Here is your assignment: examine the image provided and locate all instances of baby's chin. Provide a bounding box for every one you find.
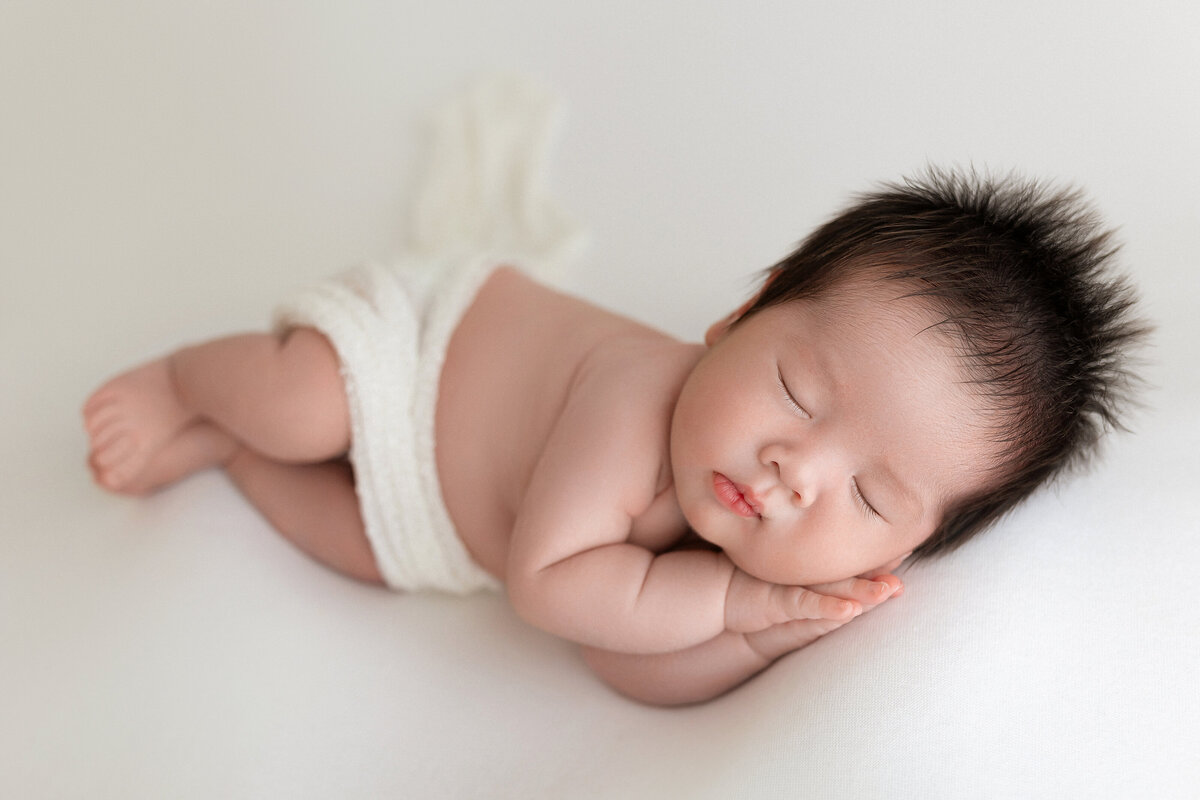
[724,549,858,588]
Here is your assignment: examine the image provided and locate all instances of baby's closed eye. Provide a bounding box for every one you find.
[775,367,811,419]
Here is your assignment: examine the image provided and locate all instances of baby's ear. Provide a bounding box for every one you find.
[706,269,780,346]
[705,292,761,346]
[704,310,740,346]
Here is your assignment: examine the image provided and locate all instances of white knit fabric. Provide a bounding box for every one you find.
[272,76,583,593]
[274,255,501,593]
[410,75,587,272]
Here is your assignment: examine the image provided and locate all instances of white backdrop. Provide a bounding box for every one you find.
[2,2,1198,798]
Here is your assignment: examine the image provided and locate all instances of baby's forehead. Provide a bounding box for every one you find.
[774,277,957,350]
[759,293,963,406]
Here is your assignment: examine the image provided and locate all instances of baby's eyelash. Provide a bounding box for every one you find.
[852,478,881,519]
[775,368,810,418]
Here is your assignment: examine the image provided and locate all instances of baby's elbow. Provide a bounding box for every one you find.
[597,678,709,708]
[580,647,728,708]
[505,569,555,632]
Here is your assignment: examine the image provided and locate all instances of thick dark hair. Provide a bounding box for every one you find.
[741,167,1148,559]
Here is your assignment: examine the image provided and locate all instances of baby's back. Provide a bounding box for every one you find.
[435,266,687,580]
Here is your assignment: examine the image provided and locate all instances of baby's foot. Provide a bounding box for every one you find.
[114,422,240,495]
[83,356,196,493]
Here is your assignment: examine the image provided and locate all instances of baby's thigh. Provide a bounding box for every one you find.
[271,326,351,458]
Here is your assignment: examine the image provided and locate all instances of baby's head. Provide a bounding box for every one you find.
[726,168,1147,563]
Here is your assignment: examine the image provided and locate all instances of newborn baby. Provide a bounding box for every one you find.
[83,169,1144,705]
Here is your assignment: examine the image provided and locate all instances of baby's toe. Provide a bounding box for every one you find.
[92,433,136,469]
[96,460,134,492]
[83,403,124,440]
[82,386,120,417]
[88,419,129,453]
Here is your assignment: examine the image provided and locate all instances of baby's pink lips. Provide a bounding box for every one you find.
[713,472,762,518]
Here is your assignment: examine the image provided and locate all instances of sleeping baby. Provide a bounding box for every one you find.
[82,168,1144,705]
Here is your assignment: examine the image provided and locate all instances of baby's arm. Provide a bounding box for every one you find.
[581,573,902,706]
[506,357,855,654]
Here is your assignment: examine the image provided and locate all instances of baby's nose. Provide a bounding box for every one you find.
[761,445,821,508]
[791,487,815,509]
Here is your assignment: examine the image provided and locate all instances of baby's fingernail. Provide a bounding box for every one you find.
[872,581,891,597]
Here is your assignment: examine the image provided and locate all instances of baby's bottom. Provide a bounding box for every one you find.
[83,328,383,585]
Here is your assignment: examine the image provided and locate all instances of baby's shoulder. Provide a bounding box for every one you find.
[572,331,705,420]
[580,334,701,534]
[547,333,700,521]
[569,332,700,459]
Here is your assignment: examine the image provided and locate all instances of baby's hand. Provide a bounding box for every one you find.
[739,572,903,661]
[724,568,903,634]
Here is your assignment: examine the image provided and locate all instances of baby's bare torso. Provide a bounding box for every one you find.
[435,267,704,580]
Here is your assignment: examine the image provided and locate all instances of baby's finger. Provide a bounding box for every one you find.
[805,575,901,606]
[777,585,860,621]
[745,617,850,660]
[855,552,912,581]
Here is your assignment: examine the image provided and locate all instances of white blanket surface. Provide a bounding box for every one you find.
[2,3,1197,798]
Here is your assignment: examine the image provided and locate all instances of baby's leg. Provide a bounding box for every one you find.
[84,328,349,493]
[224,447,382,585]
[92,421,240,496]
